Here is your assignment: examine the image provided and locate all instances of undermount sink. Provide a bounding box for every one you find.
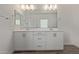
[49,28,58,31]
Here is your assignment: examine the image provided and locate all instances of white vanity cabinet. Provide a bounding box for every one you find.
[14,31,26,50]
[46,32,64,50]
[14,31,64,50]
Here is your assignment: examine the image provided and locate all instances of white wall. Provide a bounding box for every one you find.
[69,5,79,47]
[58,5,73,45]
[0,4,18,53]
[58,4,79,47]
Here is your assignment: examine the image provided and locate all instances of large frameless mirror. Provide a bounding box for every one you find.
[14,4,58,29]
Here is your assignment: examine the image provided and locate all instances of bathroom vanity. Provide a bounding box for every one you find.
[13,29,64,51]
[13,5,64,51]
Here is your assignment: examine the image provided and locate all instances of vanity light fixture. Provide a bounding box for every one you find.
[21,4,57,11]
[44,4,57,11]
[21,4,35,11]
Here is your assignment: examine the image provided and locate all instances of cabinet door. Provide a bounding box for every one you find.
[46,32,64,50]
[14,31,26,50]
[25,32,37,50]
[56,32,64,50]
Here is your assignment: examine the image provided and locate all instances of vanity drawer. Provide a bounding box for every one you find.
[34,40,46,50]
[38,32,47,35]
[33,36,45,43]
[32,32,47,35]
[33,32,48,41]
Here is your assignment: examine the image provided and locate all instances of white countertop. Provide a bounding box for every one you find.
[14,28,63,32]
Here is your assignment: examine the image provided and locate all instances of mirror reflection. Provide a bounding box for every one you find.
[15,4,57,28]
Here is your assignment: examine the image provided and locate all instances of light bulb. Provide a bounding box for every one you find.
[44,5,48,10]
[30,5,35,10]
[49,5,52,10]
[21,5,25,10]
[53,4,57,10]
[26,5,30,10]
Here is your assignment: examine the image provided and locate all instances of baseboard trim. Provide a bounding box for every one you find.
[13,50,63,53]
[0,50,14,54]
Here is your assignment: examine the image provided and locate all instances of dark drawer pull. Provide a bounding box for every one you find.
[38,38,41,40]
[22,33,26,37]
[53,33,56,37]
[37,45,42,47]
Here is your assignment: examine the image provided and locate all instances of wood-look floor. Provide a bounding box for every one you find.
[13,45,79,54]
